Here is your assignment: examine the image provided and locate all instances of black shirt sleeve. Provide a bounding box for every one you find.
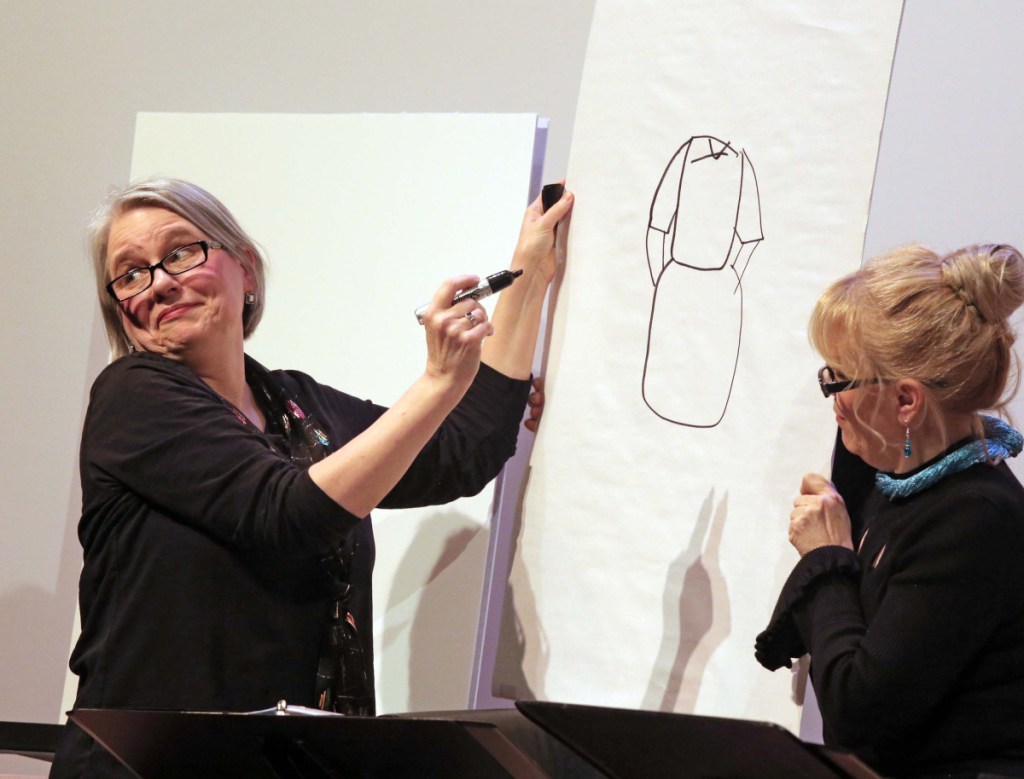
[830,427,876,540]
[278,361,531,511]
[381,361,530,508]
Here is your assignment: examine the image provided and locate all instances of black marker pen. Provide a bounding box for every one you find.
[415,269,524,324]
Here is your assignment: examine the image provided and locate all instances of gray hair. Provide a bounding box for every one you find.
[89,177,267,359]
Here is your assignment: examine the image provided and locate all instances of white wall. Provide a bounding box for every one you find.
[0,2,593,773]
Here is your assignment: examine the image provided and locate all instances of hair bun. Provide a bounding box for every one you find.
[942,243,1024,325]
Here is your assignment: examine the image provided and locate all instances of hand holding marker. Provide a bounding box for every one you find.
[414,269,523,324]
[414,183,566,324]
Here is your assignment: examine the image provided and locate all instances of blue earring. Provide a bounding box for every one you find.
[903,425,912,458]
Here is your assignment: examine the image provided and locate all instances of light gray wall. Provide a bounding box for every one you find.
[0,2,593,773]
[864,0,1024,260]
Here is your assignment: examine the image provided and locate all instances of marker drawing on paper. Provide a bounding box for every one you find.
[642,135,764,427]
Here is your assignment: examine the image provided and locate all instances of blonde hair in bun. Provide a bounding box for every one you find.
[810,242,1024,427]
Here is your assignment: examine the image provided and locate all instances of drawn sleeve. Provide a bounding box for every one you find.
[728,151,764,283]
[649,142,688,234]
[646,140,690,283]
[735,151,764,244]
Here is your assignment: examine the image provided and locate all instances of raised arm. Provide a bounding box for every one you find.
[308,274,494,517]
[482,186,574,379]
[311,188,573,515]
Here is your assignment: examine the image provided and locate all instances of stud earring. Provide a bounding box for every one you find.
[244,291,256,305]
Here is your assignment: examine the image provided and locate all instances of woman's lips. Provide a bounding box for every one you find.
[158,304,193,324]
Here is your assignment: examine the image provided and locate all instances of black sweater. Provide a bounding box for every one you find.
[757,459,1024,778]
[51,352,530,778]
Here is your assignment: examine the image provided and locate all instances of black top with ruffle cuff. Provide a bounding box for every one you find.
[754,545,861,670]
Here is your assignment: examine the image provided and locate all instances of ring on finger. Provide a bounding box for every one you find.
[466,311,478,325]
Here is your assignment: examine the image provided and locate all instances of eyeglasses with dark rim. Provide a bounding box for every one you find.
[817,365,883,398]
[106,240,223,302]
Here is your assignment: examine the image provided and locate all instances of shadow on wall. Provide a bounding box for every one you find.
[491,464,547,703]
[380,508,489,712]
[1,316,99,753]
[642,488,732,712]
[0,585,75,717]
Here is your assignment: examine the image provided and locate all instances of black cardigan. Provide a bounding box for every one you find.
[52,352,530,779]
[758,449,1024,778]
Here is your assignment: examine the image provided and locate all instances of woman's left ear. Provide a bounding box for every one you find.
[895,379,926,425]
[238,248,258,303]
[236,247,257,288]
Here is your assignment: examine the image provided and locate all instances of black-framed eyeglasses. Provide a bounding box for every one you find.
[106,240,223,302]
[818,365,883,398]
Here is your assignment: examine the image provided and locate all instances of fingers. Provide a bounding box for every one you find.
[440,290,492,341]
[422,277,490,355]
[514,188,573,285]
[421,275,496,337]
[428,274,480,312]
[799,472,838,497]
[523,376,544,432]
[788,473,854,556]
[528,184,574,225]
[459,305,493,336]
[436,307,490,341]
[792,489,845,516]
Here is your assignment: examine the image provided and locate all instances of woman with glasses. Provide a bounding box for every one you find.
[51,177,572,778]
[756,243,1024,779]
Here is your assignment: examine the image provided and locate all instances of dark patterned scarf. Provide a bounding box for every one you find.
[243,357,375,716]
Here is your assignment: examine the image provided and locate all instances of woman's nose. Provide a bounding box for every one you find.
[149,267,181,298]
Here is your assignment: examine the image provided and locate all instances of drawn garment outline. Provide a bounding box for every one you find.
[642,136,764,427]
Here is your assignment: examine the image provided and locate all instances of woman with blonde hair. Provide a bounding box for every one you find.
[757,244,1024,778]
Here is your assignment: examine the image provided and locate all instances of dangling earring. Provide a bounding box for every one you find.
[903,424,912,459]
[244,291,256,305]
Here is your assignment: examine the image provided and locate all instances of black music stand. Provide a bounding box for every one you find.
[516,701,883,779]
[70,708,550,779]
[0,720,64,762]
